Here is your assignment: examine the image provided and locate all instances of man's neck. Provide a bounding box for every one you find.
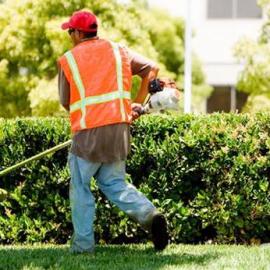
[80,36,99,43]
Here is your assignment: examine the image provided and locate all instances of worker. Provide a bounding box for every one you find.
[58,10,168,254]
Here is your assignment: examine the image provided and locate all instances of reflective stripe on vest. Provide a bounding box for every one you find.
[70,90,130,112]
[65,51,86,129]
[64,42,129,129]
[109,41,126,122]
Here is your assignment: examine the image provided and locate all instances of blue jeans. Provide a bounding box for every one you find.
[68,153,156,253]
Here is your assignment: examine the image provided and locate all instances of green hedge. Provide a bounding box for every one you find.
[0,114,270,245]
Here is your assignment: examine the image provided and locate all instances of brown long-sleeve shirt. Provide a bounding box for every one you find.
[59,39,155,163]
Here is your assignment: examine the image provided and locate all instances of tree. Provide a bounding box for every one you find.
[0,0,211,117]
[234,0,270,113]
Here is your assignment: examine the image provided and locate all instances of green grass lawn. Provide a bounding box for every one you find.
[0,244,270,270]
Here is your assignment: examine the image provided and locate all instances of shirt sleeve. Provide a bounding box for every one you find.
[126,49,156,78]
[58,67,70,111]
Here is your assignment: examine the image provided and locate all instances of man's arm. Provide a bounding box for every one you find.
[58,67,70,112]
[127,49,159,104]
[134,66,159,104]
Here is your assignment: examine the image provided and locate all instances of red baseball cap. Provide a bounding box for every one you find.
[61,11,98,33]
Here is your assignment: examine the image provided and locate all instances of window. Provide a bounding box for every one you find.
[237,0,262,18]
[208,0,233,18]
[207,86,248,113]
[208,0,262,19]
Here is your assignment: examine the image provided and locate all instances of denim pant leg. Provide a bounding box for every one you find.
[68,153,101,252]
[96,160,157,228]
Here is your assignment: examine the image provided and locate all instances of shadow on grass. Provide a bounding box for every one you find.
[0,244,220,270]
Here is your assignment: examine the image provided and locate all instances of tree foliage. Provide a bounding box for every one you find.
[0,0,210,117]
[234,0,270,112]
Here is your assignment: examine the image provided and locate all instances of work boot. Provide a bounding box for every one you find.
[151,213,169,251]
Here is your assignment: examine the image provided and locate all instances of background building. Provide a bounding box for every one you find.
[148,0,264,113]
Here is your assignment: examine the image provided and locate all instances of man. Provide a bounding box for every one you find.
[58,10,168,253]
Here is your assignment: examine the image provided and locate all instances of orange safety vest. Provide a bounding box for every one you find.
[58,39,132,132]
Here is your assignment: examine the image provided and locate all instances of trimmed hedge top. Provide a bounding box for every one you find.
[0,114,270,244]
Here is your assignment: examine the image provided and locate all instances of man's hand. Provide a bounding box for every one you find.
[131,103,144,122]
